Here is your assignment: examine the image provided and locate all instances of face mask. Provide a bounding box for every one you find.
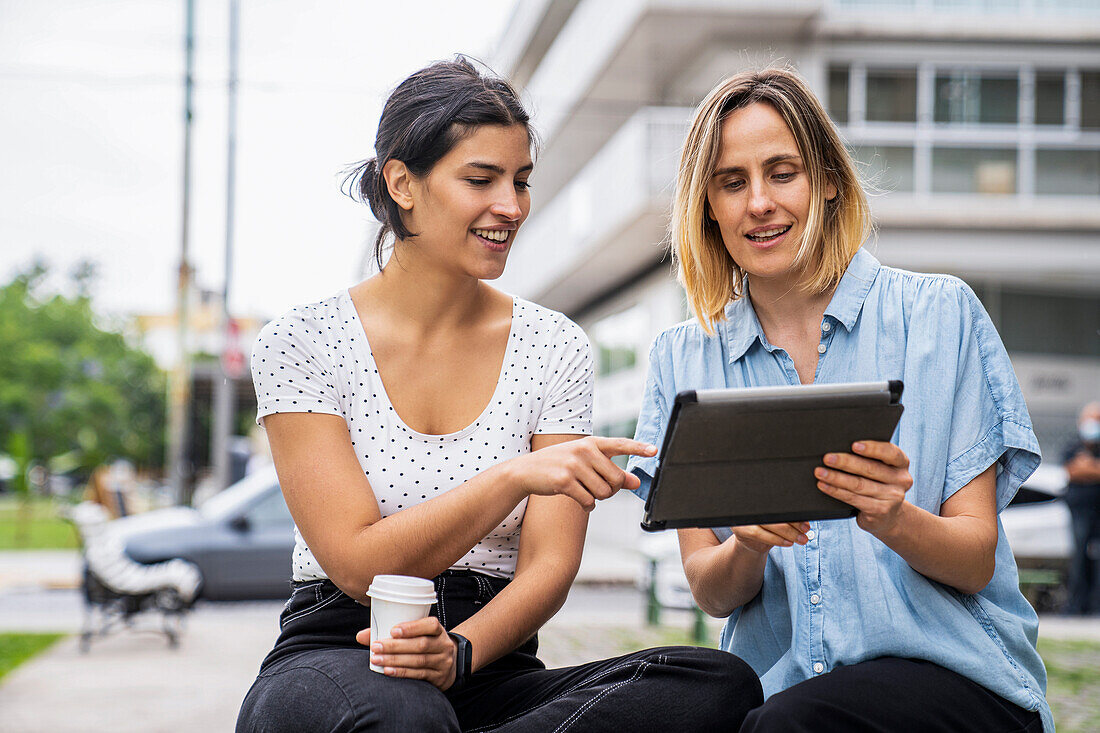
[1081,419,1100,443]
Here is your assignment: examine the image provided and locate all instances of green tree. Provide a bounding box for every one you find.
[0,262,166,543]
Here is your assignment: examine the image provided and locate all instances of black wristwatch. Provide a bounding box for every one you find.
[448,632,473,690]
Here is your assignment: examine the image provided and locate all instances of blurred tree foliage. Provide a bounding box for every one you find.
[0,261,167,493]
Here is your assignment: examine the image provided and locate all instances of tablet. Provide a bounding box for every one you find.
[640,380,904,532]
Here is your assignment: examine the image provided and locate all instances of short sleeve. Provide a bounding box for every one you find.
[534,318,594,435]
[250,311,342,427]
[937,282,1041,510]
[627,335,673,502]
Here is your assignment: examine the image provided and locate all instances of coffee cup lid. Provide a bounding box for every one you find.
[367,574,436,604]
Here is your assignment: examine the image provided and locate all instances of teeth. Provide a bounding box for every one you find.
[473,228,509,242]
[747,227,788,240]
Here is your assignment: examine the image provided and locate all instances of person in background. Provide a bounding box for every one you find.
[1064,401,1100,615]
[235,56,762,733]
[628,67,1052,732]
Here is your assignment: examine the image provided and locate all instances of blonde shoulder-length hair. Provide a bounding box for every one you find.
[672,67,872,335]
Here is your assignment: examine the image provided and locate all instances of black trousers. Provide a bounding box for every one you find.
[740,657,1042,733]
[1066,484,1100,615]
[237,570,762,732]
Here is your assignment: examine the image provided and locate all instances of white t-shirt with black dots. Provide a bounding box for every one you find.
[251,290,594,581]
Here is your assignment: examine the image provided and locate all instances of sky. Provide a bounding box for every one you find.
[0,0,516,320]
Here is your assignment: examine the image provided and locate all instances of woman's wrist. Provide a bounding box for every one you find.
[486,458,530,505]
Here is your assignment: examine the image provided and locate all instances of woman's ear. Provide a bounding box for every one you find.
[382,159,414,211]
[825,178,839,201]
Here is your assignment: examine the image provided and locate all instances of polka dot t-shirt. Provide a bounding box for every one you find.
[251,290,594,581]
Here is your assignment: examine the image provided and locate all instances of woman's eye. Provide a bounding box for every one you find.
[773,172,796,182]
[515,180,531,191]
[466,178,491,186]
[723,180,745,191]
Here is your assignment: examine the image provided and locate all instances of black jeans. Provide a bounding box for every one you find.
[741,657,1042,733]
[237,570,762,732]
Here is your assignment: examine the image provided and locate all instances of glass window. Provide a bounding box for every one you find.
[828,65,849,124]
[979,77,1018,124]
[935,72,1018,124]
[246,490,292,530]
[591,304,647,378]
[1035,72,1065,126]
[1000,290,1100,357]
[932,148,1017,194]
[1036,149,1100,196]
[1082,71,1100,130]
[852,146,915,192]
[866,69,918,123]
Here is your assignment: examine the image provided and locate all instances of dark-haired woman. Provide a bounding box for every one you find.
[235,57,762,733]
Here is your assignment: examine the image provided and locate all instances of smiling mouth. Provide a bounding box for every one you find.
[471,228,512,251]
[745,225,791,243]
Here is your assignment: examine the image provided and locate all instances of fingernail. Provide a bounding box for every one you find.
[853,442,865,451]
[824,454,837,465]
[815,468,828,479]
[371,643,382,653]
[371,655,382,664]
[390,627,402,638]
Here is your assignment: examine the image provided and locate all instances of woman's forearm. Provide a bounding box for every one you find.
[683,537,769,618]
[327,461,528,594]
[451,554,576,671]
[875,502,997,595]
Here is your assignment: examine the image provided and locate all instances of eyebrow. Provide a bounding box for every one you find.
[712,154,800,178]
[464,161,534,175]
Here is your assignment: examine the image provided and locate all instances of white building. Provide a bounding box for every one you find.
[493,0,1100,459]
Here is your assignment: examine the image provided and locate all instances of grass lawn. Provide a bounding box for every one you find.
[0,496,79,550]
[1039,638,1100,733]
[0,633,65,682]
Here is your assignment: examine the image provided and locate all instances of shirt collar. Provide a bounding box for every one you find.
[722,248,881,364]
[823,247,880,332]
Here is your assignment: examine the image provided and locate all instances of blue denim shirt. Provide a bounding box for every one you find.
[628,248,1052,731]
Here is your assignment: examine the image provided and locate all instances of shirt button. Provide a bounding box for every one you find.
[810,593,821,605]
[813,662,825,674]
[821,322,831,332]
[817,343,827,354]
[805,529,816,541]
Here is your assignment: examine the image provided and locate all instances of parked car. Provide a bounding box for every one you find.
[1001,462,1071,612]
[120,468,295,601]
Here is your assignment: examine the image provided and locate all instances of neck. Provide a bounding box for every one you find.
[746,273,834,336]
[361,241,489,334]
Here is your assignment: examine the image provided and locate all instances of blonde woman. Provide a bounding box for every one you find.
[628,68,1051,732]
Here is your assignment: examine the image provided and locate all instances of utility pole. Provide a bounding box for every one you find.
[212,0,241,493]
[168,0,196,505]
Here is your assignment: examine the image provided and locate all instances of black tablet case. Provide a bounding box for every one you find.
[641,381,904,531]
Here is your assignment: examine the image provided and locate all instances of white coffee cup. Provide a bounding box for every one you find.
[366,575,438,673]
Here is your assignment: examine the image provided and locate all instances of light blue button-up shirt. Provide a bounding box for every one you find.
[628,248,1052,731]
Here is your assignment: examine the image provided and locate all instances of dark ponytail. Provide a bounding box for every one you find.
[344,55,535,270]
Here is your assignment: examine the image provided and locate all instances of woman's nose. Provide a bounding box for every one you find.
[490,187,523,220]
[747,182,776,217]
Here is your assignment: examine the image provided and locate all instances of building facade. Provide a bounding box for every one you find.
[493,0,1100,459]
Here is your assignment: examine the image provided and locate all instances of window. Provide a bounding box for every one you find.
[1000,290,1100,357]
[591,304,647,378]
[828,65,849,124]
[935,73,1018,124]
[866,69,918,123]
[1034,72,1065,126]
[1082,71,1100,130]
[1036,149,1100,196]
[852,146,915,192]
[932,148,1016,194]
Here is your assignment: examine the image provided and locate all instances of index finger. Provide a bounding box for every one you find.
[391,616,445,639]
[592,436,658,458]
[851,440,908,468]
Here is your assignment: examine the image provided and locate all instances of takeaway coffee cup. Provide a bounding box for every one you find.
[366,575,438,673]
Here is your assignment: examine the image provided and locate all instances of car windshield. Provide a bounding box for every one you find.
[197,469,279,520]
